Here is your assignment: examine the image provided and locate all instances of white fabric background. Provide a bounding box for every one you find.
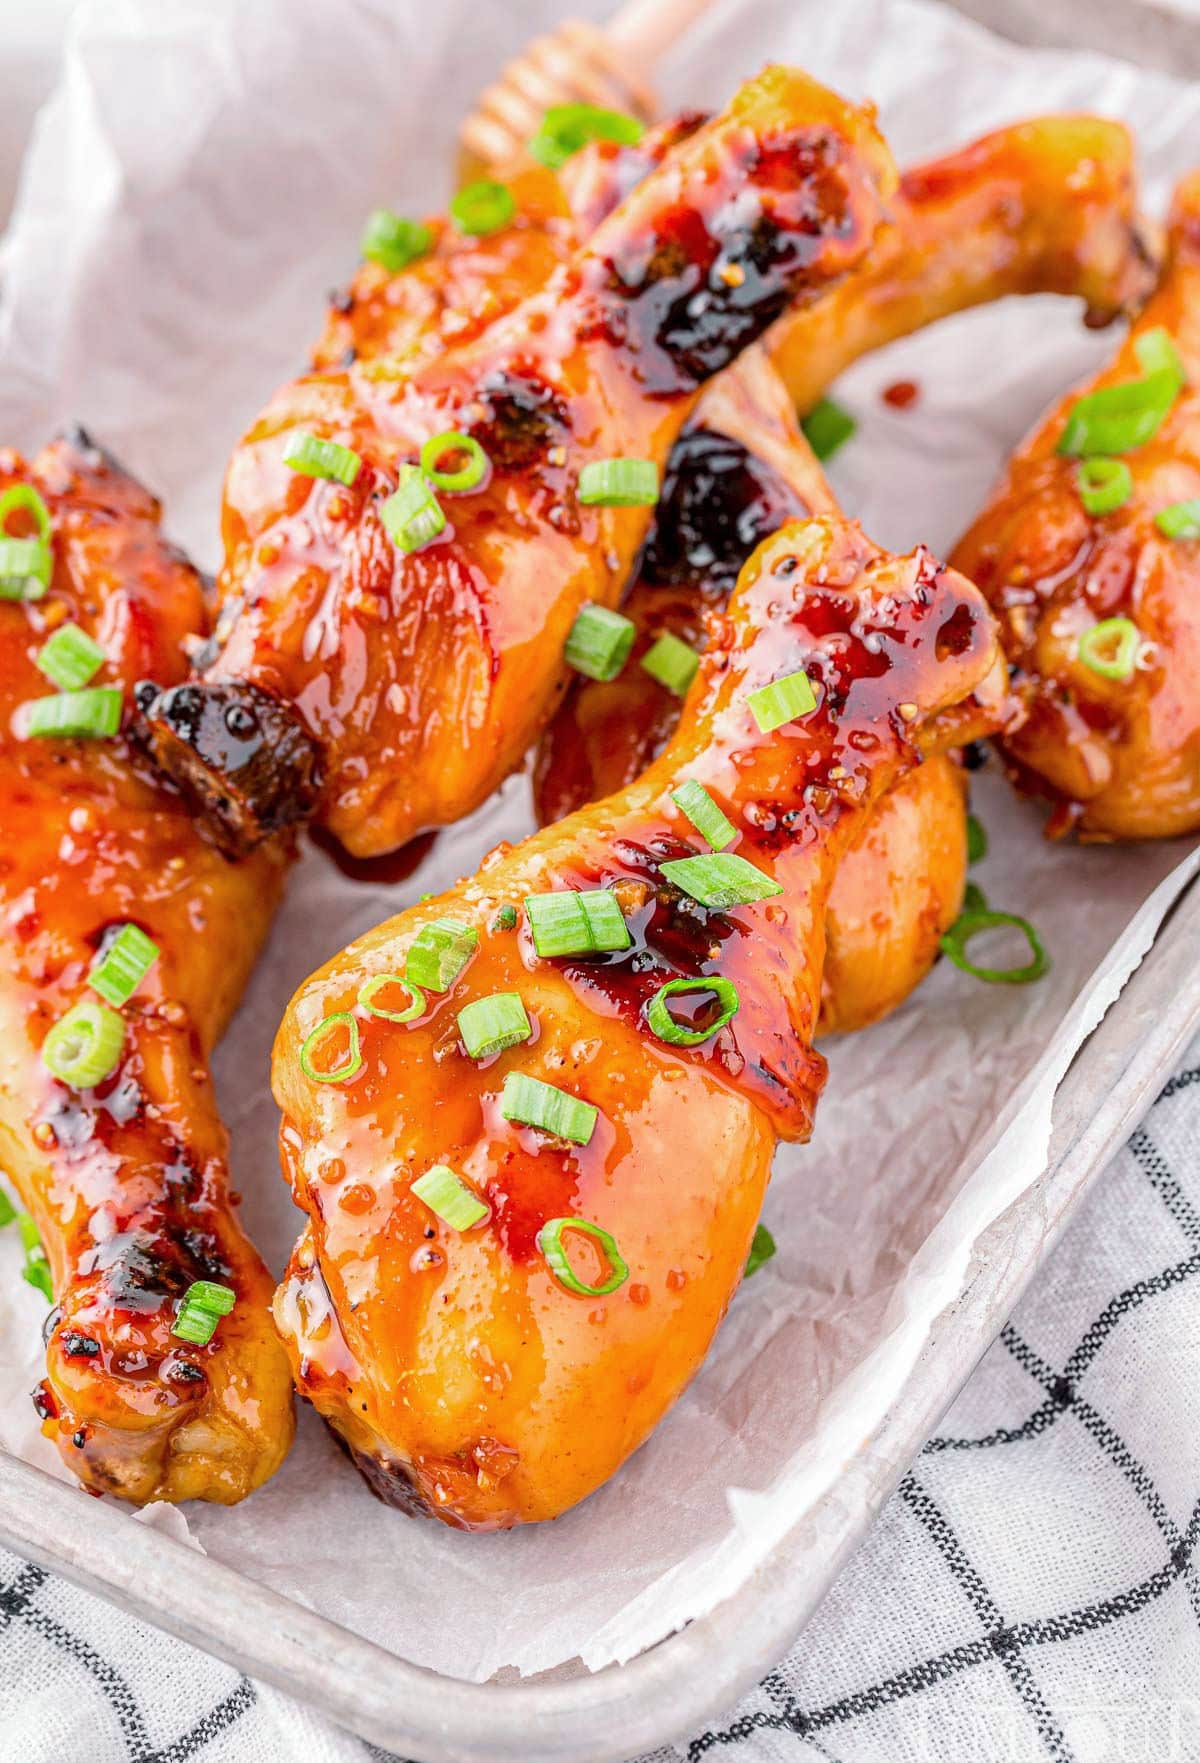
[6,1034,1200,1762]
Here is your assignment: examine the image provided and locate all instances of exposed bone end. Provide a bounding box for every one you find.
[134,679,322,858]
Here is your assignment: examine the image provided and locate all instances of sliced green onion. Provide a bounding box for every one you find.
[361,209,433,272]
[180,1280,236,1316]
[283,431,362,486]
[36,622,105,690]
[457,992,532,1059]
[0,483,52,543]
[419,431,488,494]
[802,397,856,462]
[501,1071,598,1145]
[744,1223,775,1278]
[746,669,816,733]
[524,889,630,958]
[640,632,699,697]
[537,1215,627,1296]
[171,1281,236,1346]
[0,538,52,602]
[966,814,987,864]
[382,464,445,553]
[450,180,515,237]
[1077,458,1132,517]
[646,976,739,1047]
[405,918,478,992]
[940,908,1048,985]
[89,924,159,1008]
[660,852,782,910]
[578,458,658,508]
[670,781,736,852]
[1057,368,1179,458]
[411,1164,488,1231]
[1134,326,1185,391]
[491,905,518,932]
[357,973,425,1022]
[24,687,122,740]
[963,881,988,913]
[564,603,636,681]
[299,1012,362,1084]
[0,1187,14,1227]
[527,103,645,171]
[1078,616,1140,681]
[1154,498,1200,540]
[17,1214,51,1301]
[42,1000,125,1089]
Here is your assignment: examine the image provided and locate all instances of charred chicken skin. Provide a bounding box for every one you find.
[953,173,1200,840]
[139,68,898,858]
[271,516,1001,1530]
[0,433,294,1504]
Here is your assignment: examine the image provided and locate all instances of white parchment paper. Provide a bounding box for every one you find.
[2,0,1200,1684]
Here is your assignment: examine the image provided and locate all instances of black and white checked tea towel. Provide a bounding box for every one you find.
[5,1035,1200,1763]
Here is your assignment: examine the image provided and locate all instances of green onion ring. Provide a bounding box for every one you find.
[939,909,1048,985]
[299,1011,363,1083]
[357,973,426,1023]
[645,976,740,1047]
[419,431,488,494]
[537,1216,628,1297]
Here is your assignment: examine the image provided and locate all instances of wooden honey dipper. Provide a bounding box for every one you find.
[458,0,717,178]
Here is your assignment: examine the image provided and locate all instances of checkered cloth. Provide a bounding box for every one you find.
[5,1040,1200,1763]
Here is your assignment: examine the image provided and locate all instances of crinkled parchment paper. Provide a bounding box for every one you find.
[2,0,1200,1684]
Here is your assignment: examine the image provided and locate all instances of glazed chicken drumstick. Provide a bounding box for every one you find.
[140,67,897,859]
[953,171,1200,841]
[272,515,1001,1530]
[0,433,294,1504]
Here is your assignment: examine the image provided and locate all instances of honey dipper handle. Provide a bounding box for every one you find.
[605,0,719,68]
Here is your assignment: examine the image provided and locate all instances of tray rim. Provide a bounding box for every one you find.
[4,866,1200,1763]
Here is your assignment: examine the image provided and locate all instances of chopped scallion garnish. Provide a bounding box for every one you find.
[744,1223,775,1278]
[411,1164,488,1231]
[491,905,518,932]
[527,103,645,171]
[24,687,122,740]
[283,431,362,486]
[1076,458,1132,517]
[501,1072,598,1145]
[419,431,488,494]
[357,973,426,1022]
[42,999,125,1089]
[966,814,987,865]
[299,1012,362,1084]
[670,781,736,851]
[1078,616,1140,681]
[0,483,52,542]
[564,604,636,681]
[746,669,816,733]
[405,918,478,992]
[17,1212,51,1300]
[0,1188,14,1227]
[450,180,515,237]
[801,397,856,462]
[457,992,532,1059]
[577,458,659,508]
[537,1215,628,1296]
[89,924,159,1008]
[640,632,699,697]
[939,908,1048,985]
[1057,369,1179,458]
[660,852,782,910]
[382,464,445,553]
[1154,499,1200,540]
[524,889,630,958]
[1134,326,1185,392]
[0,538,52,602]
[36,622,105,691]
[645,976,739,1047]
[361,209,433,273]
[172,1279,236,1346]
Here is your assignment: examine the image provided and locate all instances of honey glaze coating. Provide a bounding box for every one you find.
[139,67,897,859]
[271,517,1000,1529]
[952,171,1200,840]
[534,351,987,1035]
[0,433,294,1504]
